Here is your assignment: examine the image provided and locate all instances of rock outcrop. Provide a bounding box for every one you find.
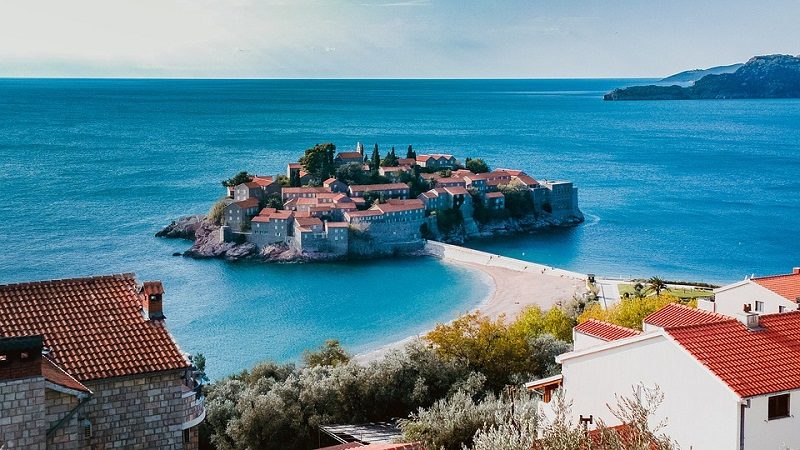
[155,215,206,239]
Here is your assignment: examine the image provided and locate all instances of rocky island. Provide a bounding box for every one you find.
[157,143,583,262]
[604,54,800,100]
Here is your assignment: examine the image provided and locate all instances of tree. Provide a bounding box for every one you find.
[381,146,399,167]
[406,144,416,159]
[221,171,253,187]
[302,339,351,367]
[425,312,533,391]
[299,143,336,183]
[465,158,490,174]
[498,181,536,218]
[511,305,575,343]
[578,294,691,331]
[275,174,290,187]
[370,143,381,173]
[264,193,283,210]
[648,277,668,296]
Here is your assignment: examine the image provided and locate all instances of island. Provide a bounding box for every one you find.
[157,142,583,262]
[604,54,800,100]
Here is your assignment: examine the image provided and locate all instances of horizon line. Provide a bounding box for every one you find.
[0,76,659,81]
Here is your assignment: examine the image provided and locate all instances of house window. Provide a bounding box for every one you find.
[769,393,790,420]
[755,301,764,312]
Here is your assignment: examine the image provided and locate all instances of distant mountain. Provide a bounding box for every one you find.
[660,63,743,84]
[604,54,800,100]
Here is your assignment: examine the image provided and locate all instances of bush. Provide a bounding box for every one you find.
[208,199,228,225]
[578,294,691,331]
[498,181,535,218]
[302,339,350,367]
[425,310,572,392]
[202,340,478,450]
[400,388,537,450]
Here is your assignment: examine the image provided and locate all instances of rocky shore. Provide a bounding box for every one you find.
[156,211,584,263]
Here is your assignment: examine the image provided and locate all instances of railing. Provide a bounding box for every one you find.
[180,372,206,430]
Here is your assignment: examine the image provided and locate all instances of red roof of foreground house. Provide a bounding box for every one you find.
[0,274,189,381]
[752,269,800,301]
[643,303,728,328]
[575,320,640,341]
[666,311,800,398]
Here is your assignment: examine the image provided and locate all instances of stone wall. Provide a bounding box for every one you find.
[0,376,47,450]
[45,388,83,449]
[77,369,196,450]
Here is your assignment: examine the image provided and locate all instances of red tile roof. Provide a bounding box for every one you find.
[295,217,323,227]
[232,198,260,209]
[282,187,329,194]
[444,186,469,196]
[752,271,800,301]
[0,274,189,381]
[575,320,640,341]
[484,192,504,199]
[373,199,425,213]
[349,183,410,193]
[42,357,91,393]
[666,311,800,398]
[514,174,539,186]
[416,154,454,162]
[336,152,363,159]
[643,303,729,328]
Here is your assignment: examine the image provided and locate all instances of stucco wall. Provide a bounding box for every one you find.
[744,390,800,449]
[559,335,741,449]
[715,281,794,317]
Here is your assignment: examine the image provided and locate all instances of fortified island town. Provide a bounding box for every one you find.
[159,142,583,261]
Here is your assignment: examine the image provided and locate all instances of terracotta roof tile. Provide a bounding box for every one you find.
[752,271,800,301]
[575,320,640,341]
[484,192,504,199]
[336,152,363,159]
[644,303,728,328]
[666,311,800,398]
[42,356,91,393]
[0,274,189,381]
[349,183,410,193]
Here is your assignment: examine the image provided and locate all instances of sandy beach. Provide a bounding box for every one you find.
[355,250,588,363]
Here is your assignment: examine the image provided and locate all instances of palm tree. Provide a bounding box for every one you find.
[648,277,668,296]
[633,282,646,299]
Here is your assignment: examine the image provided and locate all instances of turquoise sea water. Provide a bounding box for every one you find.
[1,79,799,378]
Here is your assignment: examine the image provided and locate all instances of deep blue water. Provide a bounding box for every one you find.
[1,78,799,377]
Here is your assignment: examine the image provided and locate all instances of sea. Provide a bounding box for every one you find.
[1,78,798,379]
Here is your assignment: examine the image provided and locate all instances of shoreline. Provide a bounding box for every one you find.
[354,247,588,363]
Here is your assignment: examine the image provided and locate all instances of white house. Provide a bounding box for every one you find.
[528,303,800,450]
[708,267,800,317]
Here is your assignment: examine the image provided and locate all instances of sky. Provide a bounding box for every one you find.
[0,0,798,78]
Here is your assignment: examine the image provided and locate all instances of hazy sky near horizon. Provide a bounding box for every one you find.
[1,0,798,78]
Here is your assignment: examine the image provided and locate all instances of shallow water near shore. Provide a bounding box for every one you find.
[1,78,798,378]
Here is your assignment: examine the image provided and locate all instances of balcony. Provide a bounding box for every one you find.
[180,372,206,430]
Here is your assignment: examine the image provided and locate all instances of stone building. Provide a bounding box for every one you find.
[347,183,410,200]
[0,274,204,450]
[415,154,457,169]
[249,209,294,247]
[222,197,260,232]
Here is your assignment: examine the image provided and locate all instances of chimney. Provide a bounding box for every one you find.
[792,267,800,275]
[743,304,752,313]
[139,281,165,320]
[0,335,43,381]
[737,312,760,330]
